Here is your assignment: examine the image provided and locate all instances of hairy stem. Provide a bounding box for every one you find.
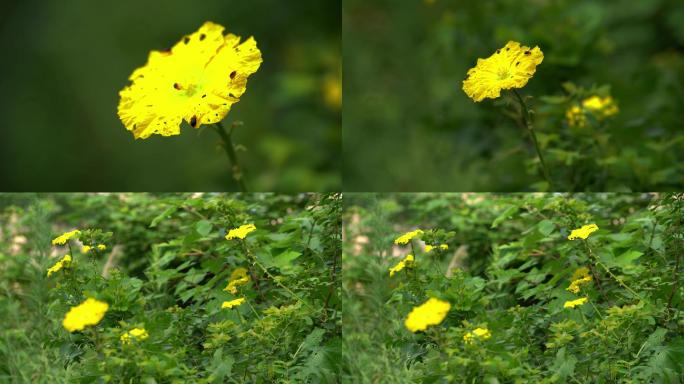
[214,122,247,192]
[512,89,552,189]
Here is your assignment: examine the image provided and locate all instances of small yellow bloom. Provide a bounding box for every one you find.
[563,297,588,309]
[582,96,619,117]
[425,244,449,253]
[222,298,246,309]
[229,267,249,280]
[82,245,92,253]
[118,21,263,139]
[120,327,149,344]
[394,229,423,245]
[389,254,414,277]
[322,72,342,109]
[62,298,109,332]
[224,275,250,294]
[571,267,591,281]
[568,224,599,240]
[566,96,618,128]
[47,254,72,277]
[97,244,107,251]
[52,230,80,245]
[566,276,592,294]
[404,298,451,332]
[565,105,587,128]
[463,41,544,102]
[225,224,257,240]
[463,327,492,344]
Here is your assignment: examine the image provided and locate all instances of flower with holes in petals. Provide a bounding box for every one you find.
[118,21,262,139]
[463,41,543,102]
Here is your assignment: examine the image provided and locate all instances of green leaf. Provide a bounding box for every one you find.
[491,206,519,228]
[149,206,178,228]
[196,220,213,236]
[271,250,302,271]
[552,348,577,380]
[613,250,644,269]
[538,220,555,236]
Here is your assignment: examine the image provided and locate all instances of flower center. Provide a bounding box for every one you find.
[497,68,511,81]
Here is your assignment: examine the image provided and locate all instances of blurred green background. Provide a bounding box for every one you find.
[0,0,340,192]
[343,0,684,191]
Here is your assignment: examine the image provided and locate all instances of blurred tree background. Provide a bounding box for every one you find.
[343,0,684,191]
[0,0,340,192]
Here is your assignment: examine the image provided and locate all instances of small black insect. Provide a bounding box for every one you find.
[190,116,197,127]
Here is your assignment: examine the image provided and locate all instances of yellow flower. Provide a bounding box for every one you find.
[583,96,619,117]
[463,41,544,102]
[565,105,587,128]
[47,254,72,277]
[563,297,588,309]
[222,298,246,309]
[394,229,423,245]
[571,267,591,281]
[425,244,449,253]
[566,96,618,127]
[118,21,263,139]
[229,267,249,280]
[568,224,599,240]
[389,254,415,277]
[463,327,492,344]
[120,327,149,344]
[223,274,250,294]
[52,229,80,245]
[82,245,92,253]
[225,224,257,240]
[97,244,107,251]
[404,298,451,332]
[566,276,592,294]
[62,298,109,332]
[322,72,342,109]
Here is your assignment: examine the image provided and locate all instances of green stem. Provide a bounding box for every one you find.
[512,89,552,189]
[240,240,313,311]
[583,240,643,301]
[214,122,247,192]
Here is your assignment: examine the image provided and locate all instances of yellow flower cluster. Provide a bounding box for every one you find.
[120,327,149,344]
[389,254,414,277]
[563,297,588,309]
[568,224,599,240]
[82,244,107,253]
[224,267,250,294]
[463,327,492,344]
[394,229,423,245]
[404,298,451,332]
[47,254,72,277]
[566,275,592,294]
[225,224,257,240]
[425,244,448,253]
[62,298,109,332]
[462,41,544,102]
[222,297,246,309]
[566,96,619,128]
[51,229,80,246]
[118,21,263,139]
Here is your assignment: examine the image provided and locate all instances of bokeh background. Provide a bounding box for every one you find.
[0,0,340,191]
[343,0,684,191]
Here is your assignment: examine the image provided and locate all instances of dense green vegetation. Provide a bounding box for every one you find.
[344,0,684,191]
[344,193,684,382]
[0,193,340,382]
